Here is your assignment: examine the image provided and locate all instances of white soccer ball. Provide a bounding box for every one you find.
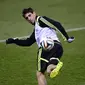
[41,38,54,51]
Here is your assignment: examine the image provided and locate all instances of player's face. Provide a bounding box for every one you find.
[24,12,36,25]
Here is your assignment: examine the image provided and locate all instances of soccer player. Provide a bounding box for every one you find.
[6,7,74,85]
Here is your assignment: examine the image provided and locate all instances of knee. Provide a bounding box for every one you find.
[46,65,51,74]
[46,64,56,74]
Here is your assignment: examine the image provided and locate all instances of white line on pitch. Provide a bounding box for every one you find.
[0,27,85,43]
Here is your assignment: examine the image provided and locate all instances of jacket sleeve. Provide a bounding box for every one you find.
[38,16,69,40]
[14,30,36,46]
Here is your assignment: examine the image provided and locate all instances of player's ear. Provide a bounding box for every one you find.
[33,11,36,16]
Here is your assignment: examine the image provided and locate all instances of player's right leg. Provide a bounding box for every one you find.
[37,47,48,85]
[36,71,47,85]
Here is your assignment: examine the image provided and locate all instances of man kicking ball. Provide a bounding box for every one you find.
[6,7,75,85]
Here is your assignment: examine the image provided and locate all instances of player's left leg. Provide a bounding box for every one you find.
[47,58,63,78]
[50,60,63,78]
[47,41,63,78]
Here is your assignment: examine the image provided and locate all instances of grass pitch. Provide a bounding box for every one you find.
[0,0,85,85]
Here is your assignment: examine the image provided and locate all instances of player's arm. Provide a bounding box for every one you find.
[38,16,74,42]
[6,30,36,46]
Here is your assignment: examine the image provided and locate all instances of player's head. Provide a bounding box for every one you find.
[22,7,37,25]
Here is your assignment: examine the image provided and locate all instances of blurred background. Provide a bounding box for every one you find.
[0,0,85,85]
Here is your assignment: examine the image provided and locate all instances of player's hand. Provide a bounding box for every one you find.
[67,36,75,43]
[6,38,15,44]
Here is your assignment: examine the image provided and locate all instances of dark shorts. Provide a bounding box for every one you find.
[37,40,63,73]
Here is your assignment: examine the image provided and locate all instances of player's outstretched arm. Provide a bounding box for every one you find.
[6,30,36,46]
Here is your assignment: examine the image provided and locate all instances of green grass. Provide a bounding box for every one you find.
[0,0,85,85]
[0,0,85,39]
[0,30,85,85]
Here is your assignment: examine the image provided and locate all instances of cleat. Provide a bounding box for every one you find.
[50,61,63,78]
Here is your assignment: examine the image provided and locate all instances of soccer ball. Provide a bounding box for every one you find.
[41,38,54,51]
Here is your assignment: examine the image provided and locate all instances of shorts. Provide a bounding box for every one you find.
[37,40,63,73]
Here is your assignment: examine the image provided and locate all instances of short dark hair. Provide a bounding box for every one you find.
[22,7,34,18]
